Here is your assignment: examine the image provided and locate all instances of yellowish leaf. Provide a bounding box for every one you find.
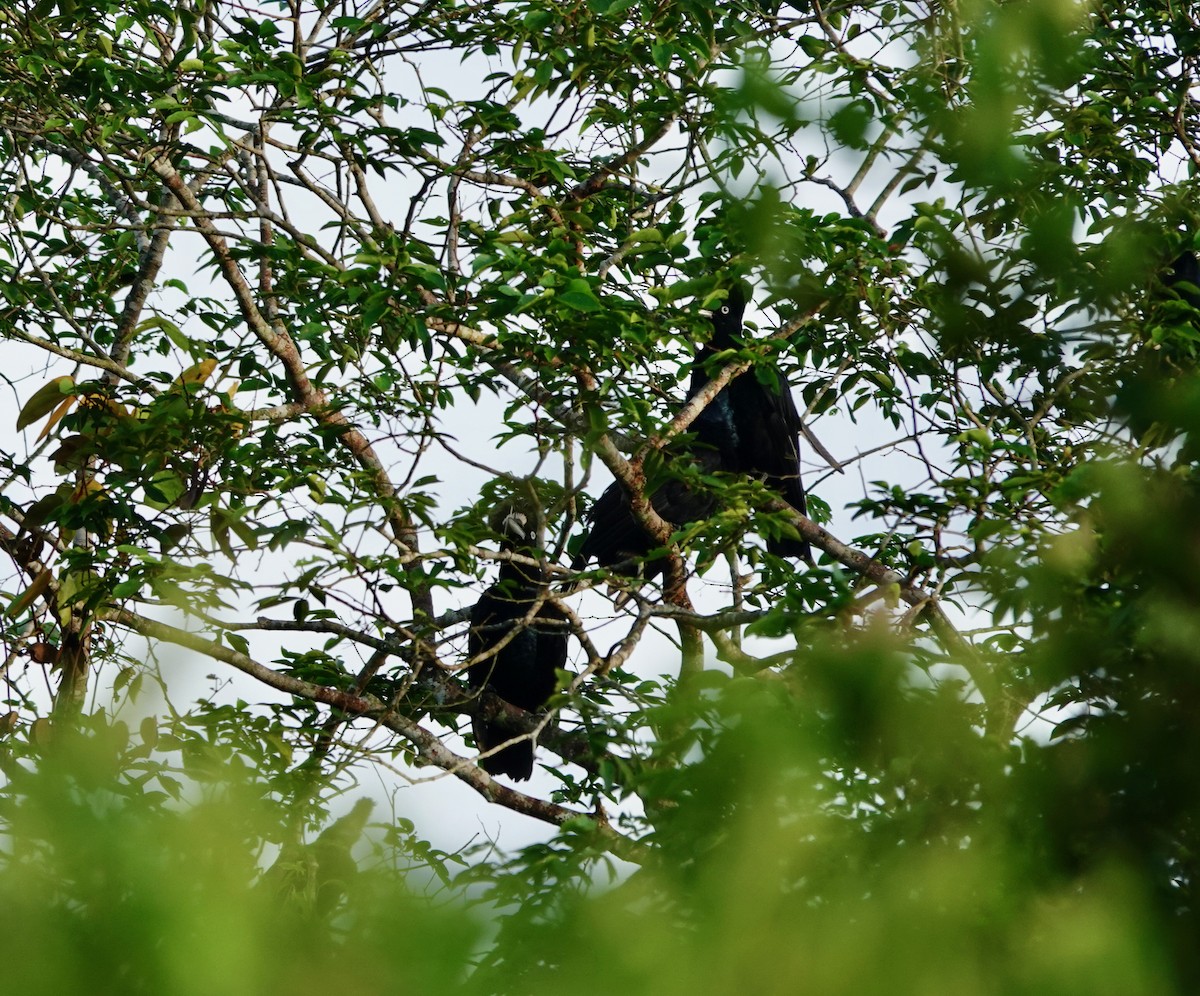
[176,358,218,387]
[56,570,83,627]
[16,376,75,431]
[36,395,78,442]
[6,568,54,620]
[29,716,53,747]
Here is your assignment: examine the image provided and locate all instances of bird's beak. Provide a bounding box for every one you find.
[501,510,529,540]
[698,309,713,318]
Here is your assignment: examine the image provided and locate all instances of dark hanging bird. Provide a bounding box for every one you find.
[573,281,817,577]
[699,282,813,563]
[468,499,569,781]
[571,318,741,578]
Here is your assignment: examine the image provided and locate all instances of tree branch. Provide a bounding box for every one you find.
[99,606,644,860]
[149,153,436,621]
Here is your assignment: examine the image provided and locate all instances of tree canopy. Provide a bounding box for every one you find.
[2,0,1200,991]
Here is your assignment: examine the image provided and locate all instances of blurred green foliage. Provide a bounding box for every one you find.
[8,428,1200,992]
[0,721,480,995]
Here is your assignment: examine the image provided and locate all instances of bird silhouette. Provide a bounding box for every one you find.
[699,282,812,562]
[572,312,739,578]
[573,281,814,577]
[1169,250,1200,309]
[468,500,568,780]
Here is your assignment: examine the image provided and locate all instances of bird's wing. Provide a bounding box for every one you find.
[733,373,807,511]
[535,601,570,674]
[574,481,653,569]
[466,588,502,689]
[769,373,808,514]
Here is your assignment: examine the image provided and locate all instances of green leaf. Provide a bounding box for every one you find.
[137,314,194,356]
[225,632,250,655]
[558,292,601,312]
[799,35,828,59]
[113,578,143,598]
[827,99,873,150]
[558,279,600,312]
[144,471,186,508]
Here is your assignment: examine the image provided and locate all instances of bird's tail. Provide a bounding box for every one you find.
[766,533,813,564]
[767,474,814,564]
[474,720,535,781]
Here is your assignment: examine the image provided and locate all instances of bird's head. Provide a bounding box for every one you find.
[487,492,547,586]
[486,480,544,549]
[703,281,749,348]
[498,507,532,544]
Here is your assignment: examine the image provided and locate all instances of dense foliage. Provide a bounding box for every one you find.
[2,0,1199,989]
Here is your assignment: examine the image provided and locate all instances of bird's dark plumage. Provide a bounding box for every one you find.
[573,281,813,576]
[1169,251,1200,310]
[468,507,568,780]
[572,320,738,577]
[700,283,812,562]
[571,448,726,579]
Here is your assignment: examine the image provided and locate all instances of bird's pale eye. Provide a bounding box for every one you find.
[720,305,729,314]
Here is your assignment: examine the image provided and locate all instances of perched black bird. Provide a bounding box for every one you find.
[573,281,813,577]
[699,283,813,563]
[571,326,739,578]
[468,503,568,781]
[571,443,731,578]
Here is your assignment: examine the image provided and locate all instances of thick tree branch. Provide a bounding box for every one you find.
[761,496,1006,726]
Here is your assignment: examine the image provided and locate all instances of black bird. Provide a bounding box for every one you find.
[468,502,568,781]
[699,283,813,563]
[570,449,732,577]
[573,282,814,576]
[571,326,739,578]
[1168,250,1200,309]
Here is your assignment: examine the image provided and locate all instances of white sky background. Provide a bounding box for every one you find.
[0,3,1109,857]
